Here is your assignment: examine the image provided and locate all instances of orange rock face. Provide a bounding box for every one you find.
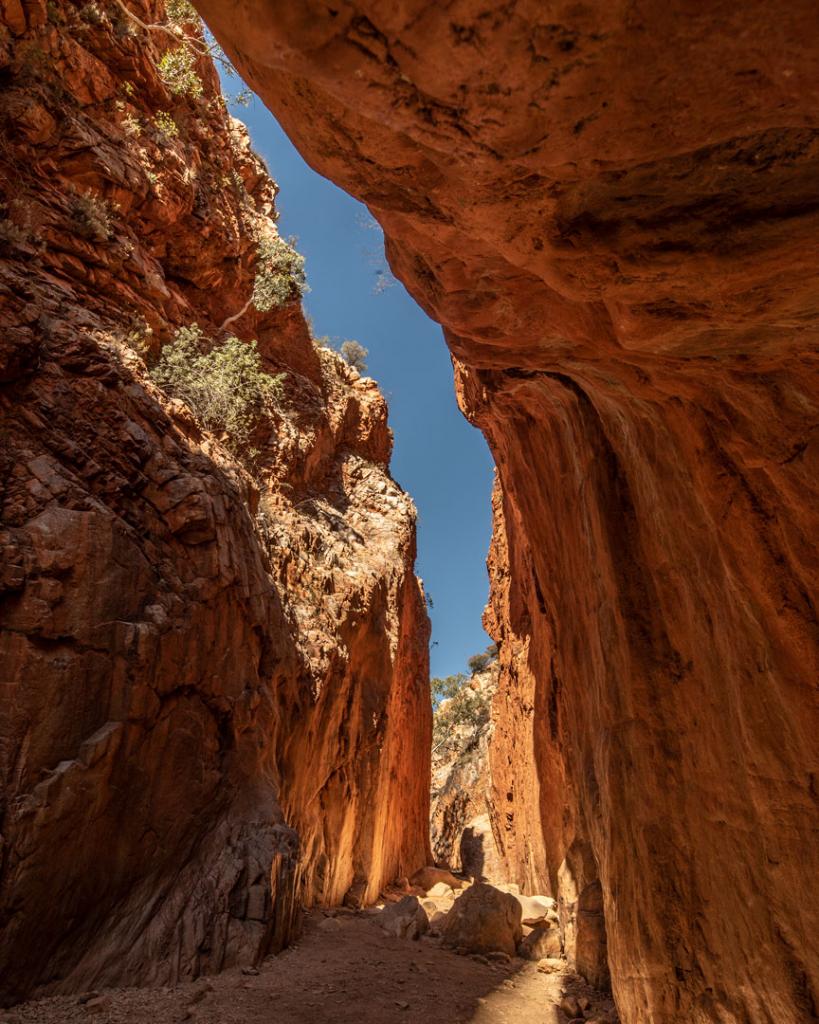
[0,0,429,1004]
[193,3,819,1022]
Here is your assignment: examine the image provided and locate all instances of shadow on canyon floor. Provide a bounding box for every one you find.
[0,910,604,1024]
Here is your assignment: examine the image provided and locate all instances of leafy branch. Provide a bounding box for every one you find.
[111,0,251,102]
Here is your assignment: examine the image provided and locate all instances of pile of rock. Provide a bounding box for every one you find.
[378,867,564,968]
[371,867,619,1021]
[557,987,619,1024]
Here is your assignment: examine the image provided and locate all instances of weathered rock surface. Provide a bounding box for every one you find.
[192,4,819,1022]
[519,923,562,963]
[0,0,429,1004]
[441,883,522,957]
[410,866,463,893]
[516,894,555,927]
[429,665,504,879]
[378,895,429,941]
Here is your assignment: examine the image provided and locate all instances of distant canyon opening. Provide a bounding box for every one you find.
[0,3,817,1024]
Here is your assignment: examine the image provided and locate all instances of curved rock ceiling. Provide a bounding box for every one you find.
[194,3,819,1022]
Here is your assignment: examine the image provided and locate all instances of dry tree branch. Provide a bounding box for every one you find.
[110,0,235,72]
[219,295,254,333]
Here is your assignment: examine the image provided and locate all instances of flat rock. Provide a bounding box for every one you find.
[515,894,556,926]
[426,882,454,898]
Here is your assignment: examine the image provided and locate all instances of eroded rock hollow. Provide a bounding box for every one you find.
[190,3,819,1022]
[0,0,430,1004]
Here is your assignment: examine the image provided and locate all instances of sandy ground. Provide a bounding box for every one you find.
[1,909,617,1024]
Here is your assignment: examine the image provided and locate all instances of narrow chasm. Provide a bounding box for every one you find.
[2,3,819,1024]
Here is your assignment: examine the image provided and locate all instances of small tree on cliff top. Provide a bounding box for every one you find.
[150,324,283,457]
[467,643,498,675]
[340,340,368,373]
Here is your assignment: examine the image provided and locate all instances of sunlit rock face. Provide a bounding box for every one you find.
[429,662,502,878]
[0,0,430,1004]
[194,3,818,1021]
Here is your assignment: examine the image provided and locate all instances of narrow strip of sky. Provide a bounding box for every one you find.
[225,84,495,679]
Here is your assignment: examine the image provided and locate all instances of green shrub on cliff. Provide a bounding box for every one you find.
[164,0,197,24]
[251,235,308,311]
[150,325,283,455]
[431,672,491,752]
[157,46,203,98]
[69,190,114,241]
[152,110,179,139]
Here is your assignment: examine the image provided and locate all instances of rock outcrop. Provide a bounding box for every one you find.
[191,4,819,1022]
[0,0,430,1005]
[429,663,503,878]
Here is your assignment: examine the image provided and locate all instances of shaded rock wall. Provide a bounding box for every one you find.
[193,3,819,1022]
[0,0,430,1004]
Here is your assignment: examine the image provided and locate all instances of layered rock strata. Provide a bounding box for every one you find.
[192,4,819,1022]
[0,0,430,1004]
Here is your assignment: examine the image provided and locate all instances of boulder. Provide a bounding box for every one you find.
[536,958,564,974]
[343,876,367,909]
[410,866,464,892]
[516,894,556,925]
[421,898,450,929]
[441,882,522,956]
[427,882,454,898]
[379,895,429,940]
[518,923,561,960]
[428,911,448,934]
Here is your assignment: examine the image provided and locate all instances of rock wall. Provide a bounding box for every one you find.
[0,0,430,1005]
[481,480,565,901]
[192,4,819,1022]
[429,663,501,878]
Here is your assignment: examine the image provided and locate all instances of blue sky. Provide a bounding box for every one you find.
[230,93,495,679]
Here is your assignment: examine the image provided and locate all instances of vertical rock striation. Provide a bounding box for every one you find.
[0,0,429,1004]
[192,3,819,1022]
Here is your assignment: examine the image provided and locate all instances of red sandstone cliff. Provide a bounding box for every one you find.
[191,4,819,1022]
[0,0,430,1004]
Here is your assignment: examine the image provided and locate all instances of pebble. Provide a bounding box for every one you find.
[83,996,111,1013]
